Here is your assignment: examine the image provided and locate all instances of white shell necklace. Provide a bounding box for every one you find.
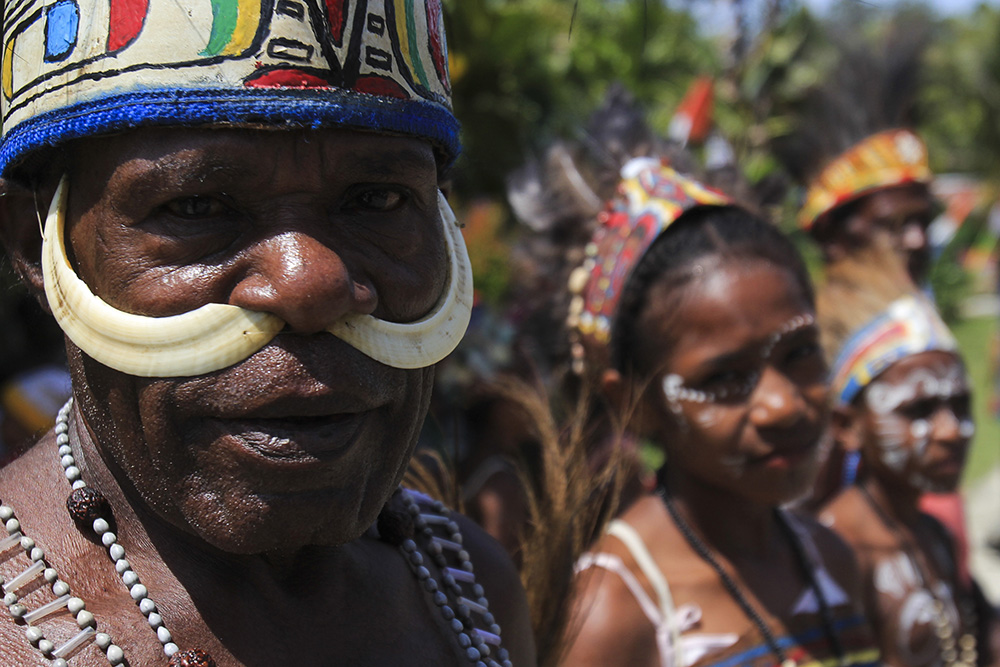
[1,398,512,666]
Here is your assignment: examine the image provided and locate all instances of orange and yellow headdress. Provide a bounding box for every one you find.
[798,129,932,230]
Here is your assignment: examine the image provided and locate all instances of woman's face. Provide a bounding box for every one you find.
[858,350,973,493]
[637,259,829,506]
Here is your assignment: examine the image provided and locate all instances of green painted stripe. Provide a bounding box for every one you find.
[202,0,239,56]
[404,0,429,88]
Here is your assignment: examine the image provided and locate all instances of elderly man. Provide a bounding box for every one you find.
[0,1,534,665]
[799,129,938,286]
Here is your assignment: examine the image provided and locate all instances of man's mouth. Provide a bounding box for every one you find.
[212,412,368,463]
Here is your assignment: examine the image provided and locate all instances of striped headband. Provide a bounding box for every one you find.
[799,129,932,230]
[829,294,958,407]
[1,0,457,176]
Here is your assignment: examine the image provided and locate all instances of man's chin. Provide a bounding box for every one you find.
[178,485,390,554]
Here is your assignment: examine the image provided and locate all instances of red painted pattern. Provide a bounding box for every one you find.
[425,0,448,92]
[326,0,346,43]
[108,0,148,52]
[354,75,407,99]
[245,69,331,88]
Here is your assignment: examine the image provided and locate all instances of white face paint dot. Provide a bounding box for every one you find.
[959,419,975,439]
[910,419,931,440]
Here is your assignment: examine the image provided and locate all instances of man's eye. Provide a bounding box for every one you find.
[350,189,406,212]
[164,196,229,219]
[901,399,937,420]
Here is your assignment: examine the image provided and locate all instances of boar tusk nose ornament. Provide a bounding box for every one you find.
[41,176,473,377]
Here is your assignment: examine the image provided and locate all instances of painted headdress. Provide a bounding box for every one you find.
[566,157,729,373]
[0,0,457,175]
[798,129,932,230]
[3,0,473,377]
[828,294,957,407]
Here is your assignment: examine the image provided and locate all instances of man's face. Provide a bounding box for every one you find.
[859,350,973,494]
[835,184,937,283]
[63,127,446,553]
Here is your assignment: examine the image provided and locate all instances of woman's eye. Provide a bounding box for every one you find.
[348,188,407,212]
[164,196,230,219]
[700,370,757,399]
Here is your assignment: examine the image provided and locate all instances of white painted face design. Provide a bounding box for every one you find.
[660,313,818,478]
[864,359,972,491]
[661,314,816,407]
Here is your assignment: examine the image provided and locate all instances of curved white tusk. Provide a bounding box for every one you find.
[326,191,473,369]
[41,177,472,377]
[41,176,284,377]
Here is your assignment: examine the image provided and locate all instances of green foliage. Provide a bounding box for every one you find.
[920,5,1000,179]
[951,315,1000,487]
[443,0,719,199]
[930,215,981,323]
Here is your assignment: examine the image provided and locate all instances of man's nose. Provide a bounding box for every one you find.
[900,220,928,252]
[932,408,972,447]
[228,231,378,334]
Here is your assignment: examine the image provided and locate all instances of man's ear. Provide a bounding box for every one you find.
[0,178,53,310]
[830,403,865,453]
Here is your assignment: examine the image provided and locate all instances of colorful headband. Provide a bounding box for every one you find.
[829,294,958,406]
[798,129,932,230]
[1,0,457,176]
[566,158,729,369]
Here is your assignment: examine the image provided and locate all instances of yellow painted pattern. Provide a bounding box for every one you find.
[2,38,16,100]
[221,0,260,55]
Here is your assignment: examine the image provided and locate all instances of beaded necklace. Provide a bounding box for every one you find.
[656,484,846,667]
[0,398,511,666]
[858,484,977,667]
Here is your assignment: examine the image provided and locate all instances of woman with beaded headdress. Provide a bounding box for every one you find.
[503,87,879,667]
[0,1,536,665]
[815,255,1000,667]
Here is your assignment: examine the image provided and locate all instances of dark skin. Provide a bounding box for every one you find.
[814,184,937,284]
[562,260,870,666]
[0,127,536,665]
[822,351,1000,667]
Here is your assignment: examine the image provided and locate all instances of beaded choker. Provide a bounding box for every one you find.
[0,399,512,666]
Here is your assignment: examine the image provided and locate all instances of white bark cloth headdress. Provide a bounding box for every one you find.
[2,0,473,376]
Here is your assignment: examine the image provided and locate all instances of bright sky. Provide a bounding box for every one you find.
[801,0,998,16]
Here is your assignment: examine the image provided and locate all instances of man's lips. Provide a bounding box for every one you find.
[208,411,369,464]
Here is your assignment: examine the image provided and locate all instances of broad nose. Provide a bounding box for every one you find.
[900,220,928,253]
[931,408,973,448]
[748,366,809,429]
[229,231,378,334]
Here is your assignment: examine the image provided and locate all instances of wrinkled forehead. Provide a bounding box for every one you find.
[71,126,439,182]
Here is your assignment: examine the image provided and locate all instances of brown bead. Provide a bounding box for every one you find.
[167,649,217,667]
[66,487,110,525]
[377,505,415,545]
